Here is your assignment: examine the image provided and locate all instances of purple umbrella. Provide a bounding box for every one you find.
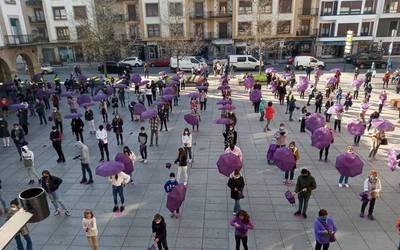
[114,83,127,89]
[61,90,76,97]
[9,103,27,110]
[311,127,333,149]
[352,79,363,87]
[270,81,278,93]
[81,102,95,108]
[285,190,296,205]
[159,71,167,77]
[163,87,175,96]
[64,113,83,119]
[273,147,296,172]
[217,99,231,105]
[347,119,365,136]
[314,68,323,77]
[218,104,236,111]
[330,68,341,72]
[217,85,230,90]
[244,77,255,89]
[361,102,369,110]
[115,153,134,175]
[216,153,242,177]
[266,144,278,162]
[387,149,398,171]
[326,77,336,87]
[141,109,158,119]
[95,160,124,177]
[371,118,395,132]
[296,80,309,92]
[184,114,199,125]
[265,67,277,74]
[166,184,187,213]
[335,152,363,177]
[250,89,262,103]
[105,85,113,96]
[32,73,42,82]
[327,103,344,114]
[305,113,326,133]
[155,100,167,106]
[77,95,91,106]
[214,118,233,125]
[161,94,175,101]
[171,75,180,82]
[78,75,87,83]
[189,92,200,99]
[93,91,107,101]
[133,103,146,115]
[131,73,141,84]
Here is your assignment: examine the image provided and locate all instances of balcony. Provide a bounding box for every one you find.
[296,28,318,36]
[4,34,48,45]
[320,11,337,16]
[298,8,319,16]
[360,32,372,37]
[28,16,46,24]
[57,36,70,41]
[25,0,42,6]
[189,10,232,19]
[318,31,335,38]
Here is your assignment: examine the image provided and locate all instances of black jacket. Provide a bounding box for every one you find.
[41,175,62,193]
[84,110,94,121]
[71,118,84,132]
[174,152,188,166]
[152,216,167,240]
[112,118,123,133]
[227,176,245,200]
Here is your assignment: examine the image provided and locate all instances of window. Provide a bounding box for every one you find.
[389,21,399,36]
[190,58,199,63]
[73,6,87,20]
[146,3,159,17]
[194,2,204,17]
[237,57,246,62]
[319,23,334,37]
[257,21,271,35]
[360,22,373,36]
[248,57,256,62]
[147,24,160,37]
[384,0,400,13]
[76,26,85,39]
[56,27,70,40]
[5,0,16,4]
[127,5,137,21]
[339,1,361,15]
[364,0,376,13]
[53,7,67,20]
[238,22,252,35]
[239,0,252,14]
[279,0,292,13]
[34,8,45,21]
[169,23,184,37]
[169,2,183,16]
[259,0,272,13]
[337,23,358,36]
[321,1,337,15]
[277,21,291,34]
[129,24,140,39]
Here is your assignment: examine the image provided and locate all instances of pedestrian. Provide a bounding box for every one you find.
[324,99,333,122]
[333,109,343,133]
[275,124,288,148]
[395,216,400,250]
[67,96,77,113]
[41,170,71,216]
[319,125,334,162]
[284,141,300,185]
[259,98,266,121]
[174,147,188,185]
[300,108,309,133]
[51,107,63,133]
[360,170,381,220]
[21,145,40,185]
[335,88,342,104]
[223,125,237,149]
[111,94,118,114]
[75,141,93,184]
[314,92,323,113]
[71,117,84,142]
[146,84,153,106]
[343,92,353,111]
[151,80,157,101]
[6,198,33,250]
[383,71,390,88]
[123,146,136,182]
[49,126,65,163]
[182,128,192,162]
[314,209,337,250]
[159,105,168,132]
[82,209,99,250]
[17,108,28,135]
[367,111,379,131]
[152,213,169,250]
[338,146,356,188]
[118,88,125,107]
[128,101,136,121]
[164,172,180,218]
[99,100,108,123]
[84,107,96,134]
[96,125,109,162]
[0,115,10,147]
[230,210,254,250]
[110,171,130,212]
[52,94,59,110]
[191,109,200,131]
[378,90,387,114]
[111,114,124,145]
[263,101,274,131]
[199,90,207,111]
[11,123,25,159]
[288,96,297,121]
[138,126,148,163]
[228,170,245,215]
[144,62,149,78]
[368,128,385,161]
[294,168,317,218]
[353,84,360,100]
[149,115,160,147]
[306,85,315,105]
[354,66,359,80]
[0,96,9,117]
[35,99,47,125]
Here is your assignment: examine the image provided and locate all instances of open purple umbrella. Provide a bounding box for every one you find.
[131,73,141,84]
[352,79,363,87]
[81,102,95,108]
[217,99,231,105]
[266,144,278,162]
[270,81,278,93]
[217,85,230,90]
[105,85,113,96]
[330,68,342,72]
[305,113,326,133]
[244,77,255,89]
[327,103,344,114]
[78,75,87,83]
[171,75,180,82]
[250,89,262,103]
[141,109,158,119]
[387,149,398,171]
[161,94,175,101]
[314,68,323,76]
[114,83,127,89]
[371,118,395,132]
[347,119,365,136]
[273,147,296,172]
[32,73,42,82]
[296,79,309,92]
[189,92,200,99]
[265,67,277,74]
[311,127,333,149]
[133,103,146,115]
[155,100,167,106]
[184,114,199,125]
[77,95,91,106]
[95,160,124,177]
[61,90,76,97]
[115,153,134,175]
[216,153,242,177]
[9,103,28,110]
[361,102,369,110]
[218,104,236,111]
[335,152,363,177]
[214,118,233,125]
[64,112,83,119]
[163,87,175,96]
[326,77,336,87]
[166,184,187,213]
[93,91,107,101]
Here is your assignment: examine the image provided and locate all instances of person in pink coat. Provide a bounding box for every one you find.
[225,143,243,162]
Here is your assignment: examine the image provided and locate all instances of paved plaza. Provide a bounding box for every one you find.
[1,70,400,250]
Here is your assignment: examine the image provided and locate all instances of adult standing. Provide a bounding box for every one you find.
[199,90,207,111]
[152,214,168,250]
[274,124,288,148]
[324,99,334,122]
[368,129,385,161]
[75,141,93,184]
[123,146,136,182]
[71,117,84,142]
[319,125,334,162]
[159,106,168,132]
[17,108,28,135]
[378,91,387,114]
[360,170,381,220]
[145,84,153,106]
[314,209,337,250]
[227,170,245,215]
[50,126,65,163]
[367,111,379,131]
[21,145,41,185]
[6,199,33,250]
[11,124,25,160]
[288,96,297,121]
[230,210,254,250]
[149,116,160,147]
[333,109,343,133]
[138,126,148,163]
[99,100,108,123]
[51,107,63,133]
[35,99,47,125]
[315,92,323,113]
[182,128,192,162]
[84,107,96,134]
[0,115,10,147]
[144,62,149,78]
[110,171,130,212]
[174,147,188,185]
[224,125,238,149]
[294,168,317,218]
[96,125,109,162]
[41,170,71,216]
[111,114,124,145]
[284,142,300,185]
[67,96,77,113]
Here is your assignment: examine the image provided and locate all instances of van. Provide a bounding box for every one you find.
[293,56,325,70]
[227,55,262,71]
[170,56,203,71]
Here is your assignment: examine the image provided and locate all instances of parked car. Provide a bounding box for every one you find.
[40,64,55,74]
[293,56,325,70]
[345,52,382,64]
[147,58,170,67]
[170,56,205,71]
[229,55,262,71]
[97,61,132,74]
[352,54,387,69]
[119,57,143,67]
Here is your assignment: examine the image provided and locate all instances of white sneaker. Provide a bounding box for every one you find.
[54,209,60,216]
[188,159,192,163]
[338,183,343,188]
[144,160,148,164]
[65,210,71,216]
[344,184,350,188]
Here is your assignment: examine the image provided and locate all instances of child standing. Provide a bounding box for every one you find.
[264,102,275,131]
[164,173,180,218]
[138,127,148,164]
[82,209,99,250]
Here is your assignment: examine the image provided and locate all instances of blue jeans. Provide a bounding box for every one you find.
[81,163,93,181]
[233,199,241,213]
[47,190,67,211]
[298,193,309,215]
[338,175,349,184]
[112,185,124,205]
[15,234,32,250]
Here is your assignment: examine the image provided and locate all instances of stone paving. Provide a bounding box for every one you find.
[1,69,400,250]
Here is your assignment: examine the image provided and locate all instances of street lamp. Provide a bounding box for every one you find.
[387,29,397,71]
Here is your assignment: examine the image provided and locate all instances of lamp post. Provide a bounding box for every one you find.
[387,29,397,71]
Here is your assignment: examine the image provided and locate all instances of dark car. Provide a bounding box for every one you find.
[147,58,170,67]
[345,52,382,64]
[352,54,387,69]
[98,61,132,74]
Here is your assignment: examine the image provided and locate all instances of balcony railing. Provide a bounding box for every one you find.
[28,16,46,23]
[189,10,232,19]
[298,8,319,16]
[296,28,318,36]
[25,0,42,6]
[191,32,231,40]
[57,36,70,41]
[4,34,48,45]
[320,11,337,16]
[360,32,372,37]
[318,31,335,38]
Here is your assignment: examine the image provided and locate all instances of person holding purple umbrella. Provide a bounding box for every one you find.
[228,170,245,215]
[314,209,337,250]
[111,114,124,145]
[319,124,334,162]
[294,168,316,219]
[146,84,153,106]
[164,172,180,218]
[110,170,130,212]
[71,116,84,142]
[333,108,343,133]
[284,142,300,185]
[223,125,237,150]
[230,209,254,250]
[225,143,243,163]
[274,124,288,148]
[338,146,355,188]
[96,125,109,162]
[123,146,136,183]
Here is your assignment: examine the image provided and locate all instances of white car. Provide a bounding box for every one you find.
[41,64,54,74]
[293,56,325,70]
[228,55,262,71]
[119,57,143,67]
[170,56,205,71]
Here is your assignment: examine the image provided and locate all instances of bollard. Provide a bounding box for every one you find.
[18,187,49,223]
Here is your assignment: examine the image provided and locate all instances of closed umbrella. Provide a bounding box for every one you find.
[166,184,187,213]
[335,152,363,177]
[371,118,395,132]
[273,147,296,172]
[296,80,309,92]
[141,110,158,119]
[78,75,87,83]
[305,113,326,133]
[311,127,333,149]
[266,144,278,162]
[133,103,146,115]
[216,153,242,177]
[217,85,230,90]
[347,119,365,136]
[184,114,199,125]
[214,118,233,125]
[115,153,134,175]
[64,113,83,119]
[95,161,124,177]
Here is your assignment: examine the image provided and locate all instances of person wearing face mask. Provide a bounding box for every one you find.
[230,209,254,250]
[228,170,245,215]
[96,125,109,161]
[294,168,317,219]
[360,170,381,220]
[223,126,237,150]
[314,209,337,250]
[21,145,41,185]
[74,141,93,184]
[284,142,300,185]
[41,170,71,216]
[181,128,192,162]
[6,198,33,250]
[11,123,25,160]
[0,115,10,147]
[71,116,84,142]
[164,172,180,218]
[51,107,63,133]
[49,126,65,163]
[225,143,243,163]
[111,114,124,145]
[274,123,287,148]
[123,146,136,183]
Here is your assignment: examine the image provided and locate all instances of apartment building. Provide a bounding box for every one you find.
[375,0,400,56]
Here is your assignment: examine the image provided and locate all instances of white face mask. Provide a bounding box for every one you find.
[170,178,175,182]
[11,206,18,211]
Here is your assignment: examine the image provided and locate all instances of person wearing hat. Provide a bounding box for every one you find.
[51,107,63,133]
[6,199,33,250]
[21,145,40,185]
[294,168,317,218]
[314,209,337,250]
[360,170,381,220]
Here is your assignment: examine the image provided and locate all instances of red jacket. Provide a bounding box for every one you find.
[264,106,274,120]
